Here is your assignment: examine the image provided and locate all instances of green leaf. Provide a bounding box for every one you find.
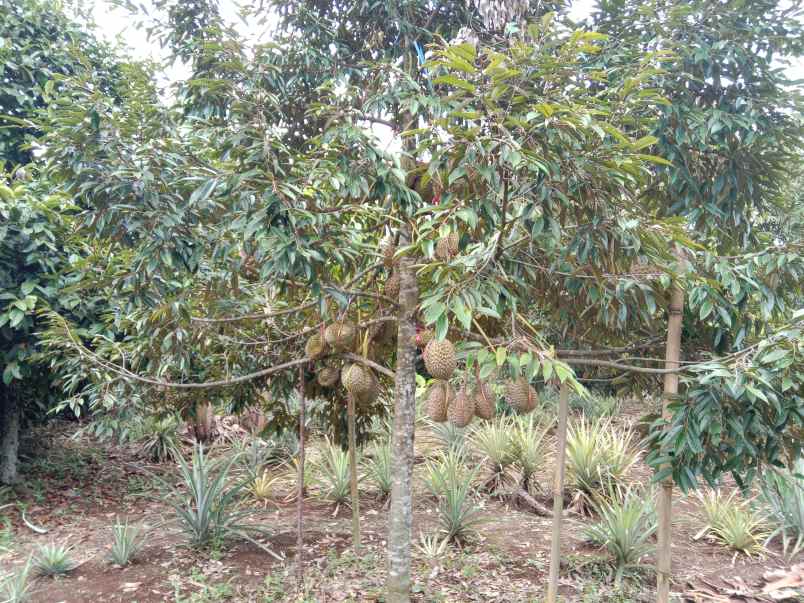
[452,299,472,331]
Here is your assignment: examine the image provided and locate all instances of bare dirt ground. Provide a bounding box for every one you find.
[0,419,800,603]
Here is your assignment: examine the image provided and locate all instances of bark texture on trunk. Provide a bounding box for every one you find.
[546,381,570,603]
[657,265,684,603]
[296,367,306,586]
[0,384,20,485]
[385,227,418,603]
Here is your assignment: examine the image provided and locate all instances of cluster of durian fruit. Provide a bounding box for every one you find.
[424,336,540,428]
[305,321,385,407]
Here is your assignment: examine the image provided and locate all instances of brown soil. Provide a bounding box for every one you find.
[0,421,800,602]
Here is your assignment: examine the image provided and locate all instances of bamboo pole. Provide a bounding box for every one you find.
[347,391,361,552]
[296,365,306,586]
[546,381,571,603]
[656,263,684,603]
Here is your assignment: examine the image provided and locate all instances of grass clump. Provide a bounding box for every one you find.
[109,518,146,566]
[584,487,656,584]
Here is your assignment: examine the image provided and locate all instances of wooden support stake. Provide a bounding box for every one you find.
[296,365,306,586]
[657,261,684,603]
[547,381,570,603]
[347,392,361,552]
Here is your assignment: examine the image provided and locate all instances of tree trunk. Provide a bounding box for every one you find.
[546,381,570,603]
[385,225,418,603]
[347,392,360,552]
[0,384,20,485]
[296,366,306,586]
[657,262,684,603]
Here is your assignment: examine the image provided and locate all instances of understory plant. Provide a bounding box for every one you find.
[136,414,180,463]
[696,490,768,557]
[312,438,358,505]
[364,439,393,499]
[158,444,280,558]
[428,420,467,454]
[424,451,484,542]
[0,557,33,602]
[109,518,146,566]
[247,470,282,504]
[469,418,515,490]
[566,418,638,500]
[33,542,77,576]
[759,459,804,560]
[509,414,548,493]
[584,487,657,584]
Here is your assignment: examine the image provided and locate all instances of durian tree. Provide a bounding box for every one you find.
[26,1,803,602]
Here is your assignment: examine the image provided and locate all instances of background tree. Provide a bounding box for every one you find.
[0,0,119,168]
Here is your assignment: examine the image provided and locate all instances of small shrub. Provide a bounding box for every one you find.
[33,542,77,576]
[0,558,33,603]
[584,487,656,583]
[136,414,180,462]
[364,439,393,498]
[566,418,638,499]
[696,490,768,556]
[424,451,484,542]
[759,460,804,560]
[312,438,359,505]
[109,518,146,566]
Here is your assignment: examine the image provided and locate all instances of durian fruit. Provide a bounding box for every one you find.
[448,386,475,428]
[473,381,496,421]
[435,232,459,261]
[423,338,457,380]
[317,366,340,388]
[342,363,373,398]
[426,381,452,423]
[505,378,538,413]
[305,332,328,360]
[384,270,400,300]
[324,321,357,351]
[342,362,379,405]
[359,368,380,406]
[381,237,397,267]
[415,329,434,348]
